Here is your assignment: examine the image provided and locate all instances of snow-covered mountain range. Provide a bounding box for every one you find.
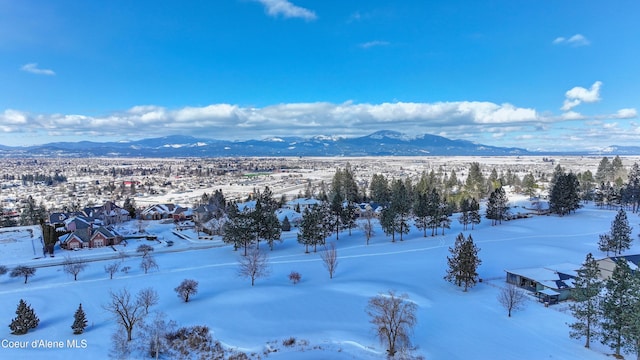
[0,130,636,157]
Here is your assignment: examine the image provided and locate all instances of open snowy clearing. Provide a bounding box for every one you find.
[0,196,632,359]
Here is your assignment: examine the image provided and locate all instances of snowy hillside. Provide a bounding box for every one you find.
[0,197,630,359]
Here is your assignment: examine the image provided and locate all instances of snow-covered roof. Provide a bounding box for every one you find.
[505,263,580,290]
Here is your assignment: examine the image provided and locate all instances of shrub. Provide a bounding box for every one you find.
[288,271,301,285]
[282,337,296,347]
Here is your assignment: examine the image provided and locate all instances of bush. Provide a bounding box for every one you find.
[288,271,301,285]
[282,337,296,347]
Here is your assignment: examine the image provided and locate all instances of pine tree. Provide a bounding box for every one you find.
[610,208,633,255]
[469,198,481,230]
[626,162,640,213]
[9,299,39,335]
[569,253,603,348]
[464,162,487,200]
[71,303,88,335]
[458,197,471,231]
[486,187,509,225]
[253,187,282,251]
[329,192,344,240]
[281,216,291,232]
[369,174,390,205]
[549,170,581,216]
[600,258,639,357]
[414,193,430,236]
[389,179,411,241]
[222,204,255,256]
[444,233,481,291]
[297,205,325,253]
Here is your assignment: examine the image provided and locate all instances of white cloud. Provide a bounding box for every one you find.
[552,33,590,47]
[612,108,637,119]
[3,100,639,151]
[359,40,390,49]
[561,81,602,111]
[254,0,316,20]
[20,63,55,76]
[560,111,584,120]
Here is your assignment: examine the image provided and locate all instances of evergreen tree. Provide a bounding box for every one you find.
[464,162,487,200]
[569,253,603,348]
[549,170,581,216]
[123,197,137,219]
[595,157,612,184]
[379,207,397,242]
[610,208,633,255]
[600,258,640,357]
[458,197,471,231]
[341,201,358,236]
[253,187,282,251]
[626,162,640,213]
[578,170,596,203]
[389,179,411,241]
[71,303,88,335]
[522,173,537,199]
[598,234,616,257]
[297,204,327,253]
[486,186,509,225]
[444,233,482,291]
[438,200,453,235]
[281,216,291,232]
[426,188,441,236]
[369,174,390,205]
[329,192,344,240]
[414,193,430,237]
[9,299,39,335]
[222,204,255,256]
[469,198,481,230]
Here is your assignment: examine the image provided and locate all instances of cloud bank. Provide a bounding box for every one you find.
[0,99,637,150]
[254,0,316,20]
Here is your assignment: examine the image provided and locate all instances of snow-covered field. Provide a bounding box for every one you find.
[0,196,630,359]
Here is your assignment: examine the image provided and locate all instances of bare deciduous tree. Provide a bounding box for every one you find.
[118,250,128,263]
[103,288,148,341]
[63,255,87,281]
[238,248,270,286]
[320,242,339,279]
[140,255,159,274]
[360,208,375,245]
[498,284,527,317]
[105,262,120,280]
[366,290,418,358]
[175,279,199,302]
[137,311,177,359]
[137,287,159,315]
[136,244,154,258]
[10,265,36,284]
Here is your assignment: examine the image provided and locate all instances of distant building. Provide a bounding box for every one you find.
[504,263,579,305]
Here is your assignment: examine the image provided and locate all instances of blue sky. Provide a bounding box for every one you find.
[0,0,638,151]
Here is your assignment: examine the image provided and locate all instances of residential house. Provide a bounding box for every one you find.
[505,263,579,304]
[193,204,222,223]
[140,204,178,220]
[59,215,123,249]
[84,201,131,225]
[596,254,640,280]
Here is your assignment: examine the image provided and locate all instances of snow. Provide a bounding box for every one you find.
[0,195,630,359]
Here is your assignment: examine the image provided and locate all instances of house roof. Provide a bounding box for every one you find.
[505,263,579,290]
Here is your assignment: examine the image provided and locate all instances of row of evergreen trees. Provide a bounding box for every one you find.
[8,299,86,336]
